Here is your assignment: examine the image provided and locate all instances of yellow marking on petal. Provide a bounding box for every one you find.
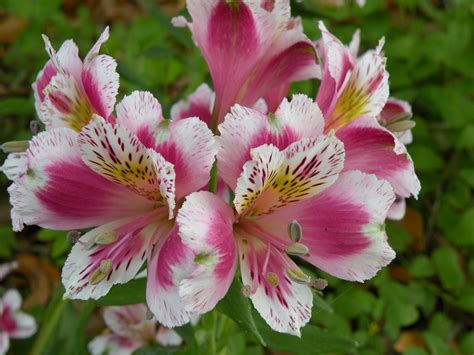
[265,272,280,287]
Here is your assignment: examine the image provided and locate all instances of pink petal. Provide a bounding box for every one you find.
[103,305,156,341]
[8,128,154,232]
[315,22,354,117]
[337,117,420,198]
[218,95,324,189]
[234,134,344,217]
[88,334,142,355]
[170,83,214,126]
[379,97,413,144]
[79,116,176,214]
[146,226,194,327]
[9,313,37,339]
[324,38,389,131]
[182,1,318,126]
[3,289,21,311]
[387,196,406,220]
[81,54,119,120]
[116,91,217,199]
[154,118,217,199]
[237,236,312,336]
[177,191,237,314]
[62,212,163,300]
[259,171,396,281]
[115,91,164,151]
[263,84,290,113]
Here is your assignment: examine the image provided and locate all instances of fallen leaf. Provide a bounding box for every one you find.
[394,330,426,353]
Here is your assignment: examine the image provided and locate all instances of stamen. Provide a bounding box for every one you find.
[0,141,29,153]
[287,220,302,242]
[146,307,154,320]
[285,242,309,256]
[95,231,118,245]
[310,278,328,290]
[286,267,311,284]
[265,272,280,287]
[67,230,81,243]
[241,285,252,297]
[89,259,112,285]
[30,120,41,135]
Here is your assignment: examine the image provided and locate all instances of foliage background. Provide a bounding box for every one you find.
[0,0,473,354]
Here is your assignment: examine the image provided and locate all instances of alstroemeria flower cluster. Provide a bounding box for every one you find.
[1,0,420,338]
[89,304,182,355]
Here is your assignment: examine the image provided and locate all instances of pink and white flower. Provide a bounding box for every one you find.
[314,23,420,218]
[173,0,319,128]
[33,27,119,131]
[175,95,396,335]
[88,304,182,355]
[7,91,216,327]
[0,290,37,355]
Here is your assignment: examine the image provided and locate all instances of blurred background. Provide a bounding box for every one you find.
[0,0,473,354]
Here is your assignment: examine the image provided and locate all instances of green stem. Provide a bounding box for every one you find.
[30,297,67,355]
[208,162,218,193]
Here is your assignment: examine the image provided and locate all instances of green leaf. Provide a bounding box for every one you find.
[447,207,474,246]
[94,278,146,306]
[253,310,358,354]
[409,256,435,278]
[216,278,265,346]
[431,247,464,290]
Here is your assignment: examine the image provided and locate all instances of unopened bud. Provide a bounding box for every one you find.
[286,267,311,284]
[285,242,309,256]
[1,141,29,153]
[265,272,280,287]
[241,285,252,297]
[67,230,81,243]
[30,120,41,135]
[287,220,302,242]
[95,231,118,245]
[310,278,328,290]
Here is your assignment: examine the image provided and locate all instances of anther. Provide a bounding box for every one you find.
[146,307,154,320]
[30,120,41,135]
[241,285,252,297]
[67,230,81,243]
[95,231,118,245]
[286,267,311,284]
[0,141,29,153]
[285,242,309,256]
[310,278,328,290]
[89,259,112,285]
[265,272,280,287]
[287,220,302,242]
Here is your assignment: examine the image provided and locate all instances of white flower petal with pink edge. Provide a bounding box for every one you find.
[0,153,27,181]
[79,115,176,215]
[238,237,312,336]
[1,290,37,339]
[156,327,183,347]
[259,171,396,281]
[234,134,345,217]
[88,334,141,355]
[62,213,163,300]
[218,95,325,189]
[337,116,420,199]
[154,117,217,199]
[177,191,237,314]
[147,226,194,327]
[8,128,154,232]
[115,91,164,146]
[115,91,216,199]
